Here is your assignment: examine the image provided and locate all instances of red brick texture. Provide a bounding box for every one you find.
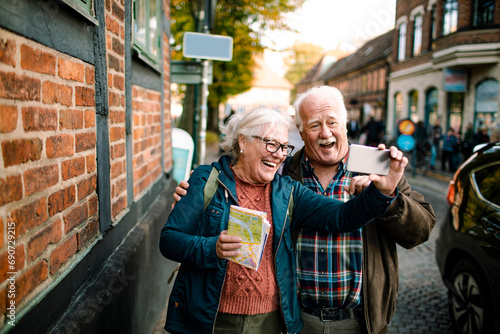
[0,28,99,323]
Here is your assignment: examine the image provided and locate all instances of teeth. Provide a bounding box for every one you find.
[263,161,276,167]
[318,138,336,146]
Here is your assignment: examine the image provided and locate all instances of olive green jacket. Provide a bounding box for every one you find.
[286,147,436,334]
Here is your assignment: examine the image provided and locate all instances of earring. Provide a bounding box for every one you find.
[240,149,243,154]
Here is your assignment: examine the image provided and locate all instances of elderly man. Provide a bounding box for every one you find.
[288,86,435,334]
[174,86,436,334]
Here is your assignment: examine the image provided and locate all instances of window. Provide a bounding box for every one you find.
[409,90,419,123]
[474,164,500,206]
[398,22,407,61]
[443,0,458,35]
[473,0,495,27]
[475,78,498,130]
[430,6,437,41]
[133,0,161,69]
[413,15,423,56]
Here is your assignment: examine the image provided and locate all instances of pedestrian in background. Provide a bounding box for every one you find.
[474,126,490,146]
[441,128,459,172]
[161,107,407,334]
[461,123,475,161]
[429,119,442,170]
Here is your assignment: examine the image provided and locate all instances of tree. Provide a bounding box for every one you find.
[170,0,304,136]
[284,41,324,83]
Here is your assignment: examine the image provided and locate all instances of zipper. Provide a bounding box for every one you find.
[275,186,293,333]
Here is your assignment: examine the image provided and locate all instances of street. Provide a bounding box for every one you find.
[388,176,453,333]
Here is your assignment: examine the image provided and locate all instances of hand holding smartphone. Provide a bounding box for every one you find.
[346,144,391,175]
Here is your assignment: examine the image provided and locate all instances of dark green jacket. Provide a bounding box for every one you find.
[160,155,396,334]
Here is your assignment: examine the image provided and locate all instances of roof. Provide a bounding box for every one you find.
[321,29,394,81]
[298,55,338,85]
[253,57,294,89]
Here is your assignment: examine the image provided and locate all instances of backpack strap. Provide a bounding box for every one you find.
[203,166,220,210]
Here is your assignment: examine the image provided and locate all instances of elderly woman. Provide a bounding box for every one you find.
[160,108,407,334]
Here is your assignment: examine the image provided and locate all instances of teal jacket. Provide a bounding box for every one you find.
[159,155,396,334]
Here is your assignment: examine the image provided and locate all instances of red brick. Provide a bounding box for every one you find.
[110,126,125,142]
[58,58,85,82]
[0,218,3,249]
[75,86,95,107]
[112,195,126,218]
[0,71,41,101]
[0,174,22,206]
[42,81,72,106]
[85,67,95,85]
[0,244,25,283]
[24,164,59,196]
[111,161,123,179]
[11,198,48,236]
[48,185,76,216]
[112,37,124,56]
[0,38,16,67]
[59,109,83,129]
[86,154,96,173]
[63,202,88,233]
[77,217,99,250]
[112,142,125,159]
[110,110,125,124]
[113,74,124,90]
[109,91,121,107]
[77,175,97,201]
[2,138,42,167]
[84,110,95,128]
[20,44,56,75]
[0,105,17,133]
[61,157,85,181]
[106,16,120,36]
[50,234,77,274]
[14,260,48,304]
[27,219,62,262]
[115,177,126,195]
[112,2,125,21]
[108,54,121,72]
[22,107,57,131]
[88,195,98,216]
[46,134,74,159]
[75,132,96,153]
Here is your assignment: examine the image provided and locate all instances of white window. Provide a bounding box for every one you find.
[443,0,458,35]
[398,22,407,61]
[413,15,422,56]
[133,0,161,69]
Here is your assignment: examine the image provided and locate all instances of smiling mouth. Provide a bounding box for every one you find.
[262,160,277,168]
[318,138,336,149]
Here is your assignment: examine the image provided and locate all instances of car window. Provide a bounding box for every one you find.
[474,163,500,206]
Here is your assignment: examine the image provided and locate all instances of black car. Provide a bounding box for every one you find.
[435,141,500,334]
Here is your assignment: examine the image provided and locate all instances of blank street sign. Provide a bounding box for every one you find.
[183,32,233,61]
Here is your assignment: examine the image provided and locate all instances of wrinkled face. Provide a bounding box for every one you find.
[299,94,349,168]
[236,125,289,184]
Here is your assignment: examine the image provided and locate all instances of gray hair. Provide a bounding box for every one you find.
[293,86,348,132]
[220,108,294,162]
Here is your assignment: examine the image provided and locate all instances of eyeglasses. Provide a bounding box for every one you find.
[252,136,295,156]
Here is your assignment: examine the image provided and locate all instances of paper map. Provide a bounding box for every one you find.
[227,205,270,271]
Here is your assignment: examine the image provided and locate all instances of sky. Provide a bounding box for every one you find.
[263,0,397,76]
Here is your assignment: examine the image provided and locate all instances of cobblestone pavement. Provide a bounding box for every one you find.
[387,174,453,334]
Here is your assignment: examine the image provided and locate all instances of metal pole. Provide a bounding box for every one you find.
[199,59,209,164]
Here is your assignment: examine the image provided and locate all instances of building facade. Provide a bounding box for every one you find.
[0,0,177,332]
[387,0,500,140]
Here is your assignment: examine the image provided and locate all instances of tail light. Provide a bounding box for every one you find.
[446,180,455,206]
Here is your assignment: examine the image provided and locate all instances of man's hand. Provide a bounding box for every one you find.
[216,231,242,259]
[369,144,408,196]
[344,175,371,195]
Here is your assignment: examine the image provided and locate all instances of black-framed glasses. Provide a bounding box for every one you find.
[252,136,295,156]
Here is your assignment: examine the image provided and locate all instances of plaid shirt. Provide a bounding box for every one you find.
[296,152,363,310]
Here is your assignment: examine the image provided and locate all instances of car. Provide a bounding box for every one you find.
[435,141,500,334]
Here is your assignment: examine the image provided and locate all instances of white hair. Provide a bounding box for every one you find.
[220,108,294,162]
[293,86,348,132]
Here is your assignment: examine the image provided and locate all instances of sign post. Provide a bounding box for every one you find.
[183,32,233,165]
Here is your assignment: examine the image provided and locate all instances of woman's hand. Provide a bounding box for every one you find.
[216,231,242,259]
[369,144,408,197]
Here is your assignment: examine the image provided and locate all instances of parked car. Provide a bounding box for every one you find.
[435,141,500,334]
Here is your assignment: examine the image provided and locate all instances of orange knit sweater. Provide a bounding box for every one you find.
[218,173,279,315]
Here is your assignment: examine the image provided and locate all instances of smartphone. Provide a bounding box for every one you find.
[346,144,391,175]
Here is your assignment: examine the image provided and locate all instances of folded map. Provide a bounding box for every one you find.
[227,205,270,271]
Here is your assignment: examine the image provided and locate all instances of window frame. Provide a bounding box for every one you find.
[413,15,423,56]
[398,22,407,61]
[443,0,458,36]
[132,0,162,71]
[473,0,495,27]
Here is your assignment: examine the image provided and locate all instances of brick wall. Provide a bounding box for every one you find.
[106,0,128,220]
[0,28,98,324]
[132,87,163,198]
